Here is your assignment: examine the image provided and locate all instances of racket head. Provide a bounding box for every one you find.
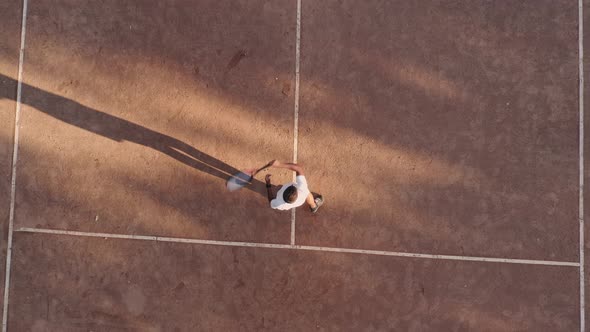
[226,170,255,191]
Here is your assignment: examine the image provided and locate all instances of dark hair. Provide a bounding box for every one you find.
[283,186,298,203]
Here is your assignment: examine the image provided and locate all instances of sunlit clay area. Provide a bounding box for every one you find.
[0,1,587,331]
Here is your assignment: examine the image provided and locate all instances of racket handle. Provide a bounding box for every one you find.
[253,161,274,175]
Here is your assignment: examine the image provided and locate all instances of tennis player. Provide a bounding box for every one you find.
[264,160,323,213]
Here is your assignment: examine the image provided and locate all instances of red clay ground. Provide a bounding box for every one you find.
[297,0,579,261]
[15,0,296,244]
[8,233,579,331]
[0,0,23,317]
[0,0,586,331]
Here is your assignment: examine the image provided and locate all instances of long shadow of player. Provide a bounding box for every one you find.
[0,73,271,196]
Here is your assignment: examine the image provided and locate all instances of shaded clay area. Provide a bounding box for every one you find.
[9,233,579,331]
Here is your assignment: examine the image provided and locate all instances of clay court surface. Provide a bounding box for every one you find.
[0,0,589,331]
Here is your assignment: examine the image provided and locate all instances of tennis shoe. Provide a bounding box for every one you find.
[310,195,324,214]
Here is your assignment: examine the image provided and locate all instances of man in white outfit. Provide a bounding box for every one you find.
[264,160,323,213]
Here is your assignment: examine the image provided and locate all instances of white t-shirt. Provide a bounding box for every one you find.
[270,175,310,210]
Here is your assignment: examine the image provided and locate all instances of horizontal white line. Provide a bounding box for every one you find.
[14,227,579,267]
[295,245,579,267]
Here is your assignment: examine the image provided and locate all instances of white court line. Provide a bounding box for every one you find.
[292,0,301,167]
[15,227,580,267]
[290,209,296,245]
[579,0,585,331]
[290,0,302,246]
[3,0,28,331]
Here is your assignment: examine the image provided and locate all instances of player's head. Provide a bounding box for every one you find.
[283,186,298,203]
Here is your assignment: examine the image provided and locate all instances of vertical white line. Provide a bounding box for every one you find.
[290,209,296,245]
[2,0,28,330]
[578,0,586,332]
[291,0,301,246]
[293,0,301,167]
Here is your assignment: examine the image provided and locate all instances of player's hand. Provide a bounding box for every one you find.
[269,160,279,167]
[265,174,272,183]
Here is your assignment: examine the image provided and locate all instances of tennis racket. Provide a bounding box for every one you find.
[226,161,273,192]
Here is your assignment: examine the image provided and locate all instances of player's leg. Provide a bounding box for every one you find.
[306,193,316,208]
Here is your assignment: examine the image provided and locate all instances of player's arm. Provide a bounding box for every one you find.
[269,160,304,176]
[265,174,275,202]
